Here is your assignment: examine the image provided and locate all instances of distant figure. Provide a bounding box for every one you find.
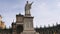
[25,1,33,15]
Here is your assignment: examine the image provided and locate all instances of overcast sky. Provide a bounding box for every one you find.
[0,0,60,28]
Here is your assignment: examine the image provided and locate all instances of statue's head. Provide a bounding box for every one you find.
[27,1,28,3]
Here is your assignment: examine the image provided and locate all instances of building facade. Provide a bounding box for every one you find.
[0,15,6,29]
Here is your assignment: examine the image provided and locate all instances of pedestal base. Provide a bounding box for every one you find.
[12,30,17,34]
[21,30,39,34]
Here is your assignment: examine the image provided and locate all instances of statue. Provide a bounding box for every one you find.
[25,1,33,15]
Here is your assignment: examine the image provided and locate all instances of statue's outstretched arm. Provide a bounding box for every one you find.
[31,2,33,5]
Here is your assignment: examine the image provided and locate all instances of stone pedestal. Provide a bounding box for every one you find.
[23,16,34,30]
[21,16,39,34]
[21,30,39,34]
[12,30,17,34]
[21,31,39,34]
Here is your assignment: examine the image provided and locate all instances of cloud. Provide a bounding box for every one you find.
[31,1,50,27]
[57,2,60,8]
[30,0,60,27]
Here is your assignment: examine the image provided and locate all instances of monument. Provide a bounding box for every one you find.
[0,1,60,34]
[21,1,39,34]
[12,1,39,34]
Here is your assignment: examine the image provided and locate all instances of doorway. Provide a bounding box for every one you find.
[16,25,23,34]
